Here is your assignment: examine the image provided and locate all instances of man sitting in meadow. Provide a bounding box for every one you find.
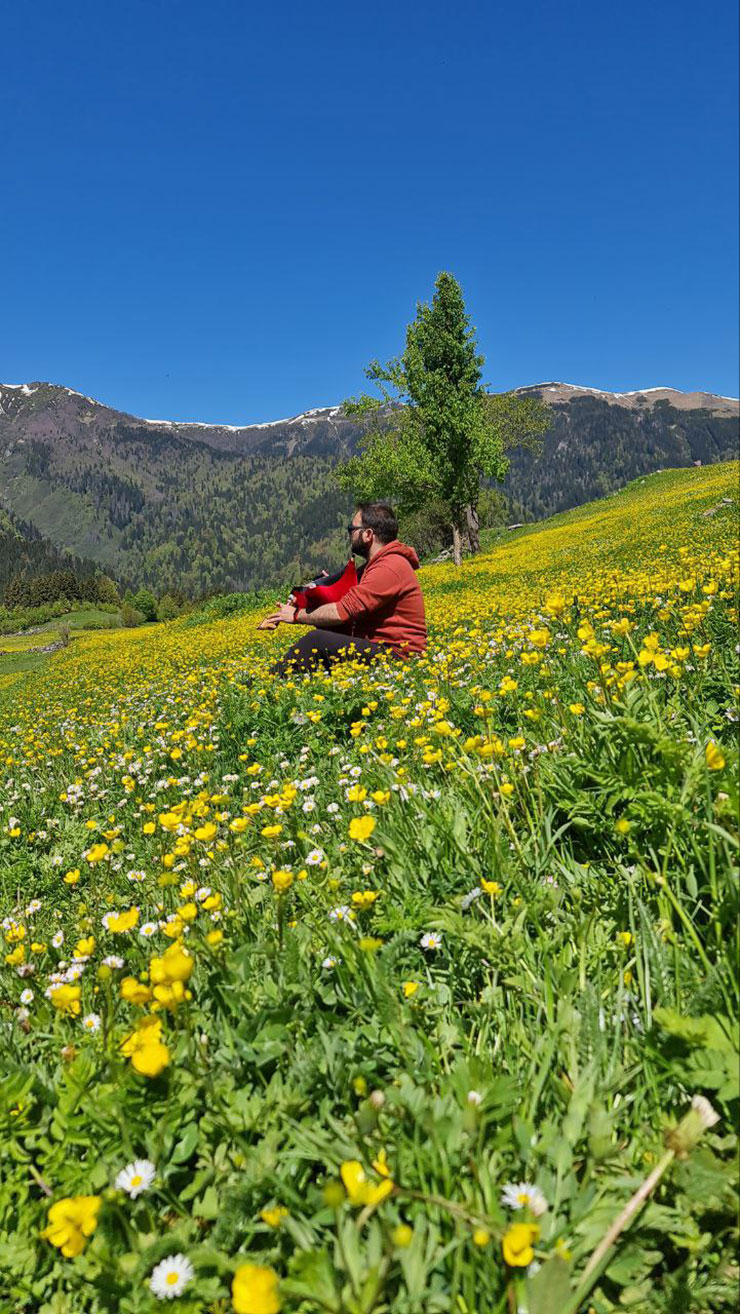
[258,502,427,674]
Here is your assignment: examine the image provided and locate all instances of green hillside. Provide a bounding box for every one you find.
[0,382,736,598]
[0,462,737,1312]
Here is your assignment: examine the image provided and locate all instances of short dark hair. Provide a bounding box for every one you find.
[357,502,398,544]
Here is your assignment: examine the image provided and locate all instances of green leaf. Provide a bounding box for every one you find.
[653,1008,711,1046]
[194,1185,220,1219]
[170,1122,199,1164]
[527,1256,574,1314]
[282,1248,340,1311]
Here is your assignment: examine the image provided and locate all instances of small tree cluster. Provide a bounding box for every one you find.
[4,570,120,610]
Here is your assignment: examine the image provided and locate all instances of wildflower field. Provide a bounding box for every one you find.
[1,463,738,1314]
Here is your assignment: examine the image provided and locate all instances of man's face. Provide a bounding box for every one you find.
[349,515,372,559]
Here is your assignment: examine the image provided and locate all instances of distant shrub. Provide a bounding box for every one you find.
[133,588,158,622]
[0,599,72,635]
[157,594,181,622]
[121,604,146,628]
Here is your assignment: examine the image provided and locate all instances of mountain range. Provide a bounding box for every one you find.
[0,380,737,597]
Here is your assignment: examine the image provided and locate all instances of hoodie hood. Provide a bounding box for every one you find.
[370,539,421,571]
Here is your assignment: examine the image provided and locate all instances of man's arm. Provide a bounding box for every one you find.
[257,601,345,630]
[294,602,344,628]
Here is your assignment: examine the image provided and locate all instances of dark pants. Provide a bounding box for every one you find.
[272,628,399,676]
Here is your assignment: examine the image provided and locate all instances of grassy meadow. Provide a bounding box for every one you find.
[0,463,738,1314]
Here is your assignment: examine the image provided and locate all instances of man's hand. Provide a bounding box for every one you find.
[256,602,297,630]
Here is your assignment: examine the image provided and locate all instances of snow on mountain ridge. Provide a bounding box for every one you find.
[1,382,737,429]
[526,381,740,402]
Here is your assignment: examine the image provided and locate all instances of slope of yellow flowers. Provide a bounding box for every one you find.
[0,462,737,1314]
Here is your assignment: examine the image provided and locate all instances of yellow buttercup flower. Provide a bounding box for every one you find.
[372,1148,391,1178]
[392,1223,413,1247]
[232,1263,281,1314]
[49,984,81,1016]
[85,843,109,864]
[351,889,380,908]
[260,1206,288,1228]
[42,1195,101,1257]
[152,980,189,1010]
[104,907,139,933]
[271,869,294,892]
[120,977,153,1005]
[340,1160,394,1206]
[502,1221,539,1266]
[705,741,726,771]
[120,1015,170,1077]
[149,943,194,985]
[481,879,502,896]
[348,816,376,842]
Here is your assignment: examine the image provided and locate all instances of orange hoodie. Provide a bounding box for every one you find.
[335,541,427,655]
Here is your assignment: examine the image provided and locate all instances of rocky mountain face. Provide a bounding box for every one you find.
[0,381,737,595]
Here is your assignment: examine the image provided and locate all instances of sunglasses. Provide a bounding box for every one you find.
[347,523,364,534]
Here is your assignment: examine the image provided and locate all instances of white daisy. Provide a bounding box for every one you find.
[82,1013,101,1033]
[420,932,442,951]
[321,956,338,969]
[329,905,354,923]
[116,1158,156,1198]
[51,931,64,948]
[26,899,42,914]
[461,887,482,911]
[140,922,158,938]
[149,1253,194,1299]
[500,1182,548,1216]
[467,1089,483,1106]
[306,848,325,865]
[20,988,34,1005]
[102,955,124,969]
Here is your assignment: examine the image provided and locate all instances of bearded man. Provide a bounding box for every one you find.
[259,502,427,675]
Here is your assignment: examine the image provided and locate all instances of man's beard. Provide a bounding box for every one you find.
[352,539,370,560]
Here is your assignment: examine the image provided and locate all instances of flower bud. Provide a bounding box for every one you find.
[666,1095,720,1159]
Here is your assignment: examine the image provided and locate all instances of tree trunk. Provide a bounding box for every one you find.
[452,522,463,567]
[464,503,481,554]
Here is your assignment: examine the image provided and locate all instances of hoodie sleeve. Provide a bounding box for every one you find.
[335,559,408,621]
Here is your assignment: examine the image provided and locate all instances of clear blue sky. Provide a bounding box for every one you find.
[2,0,738,423]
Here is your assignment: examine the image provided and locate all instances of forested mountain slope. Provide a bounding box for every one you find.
[0,505,110,601]
[0,380,736,595]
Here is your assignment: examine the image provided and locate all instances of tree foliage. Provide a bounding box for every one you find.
[337,272,550,562]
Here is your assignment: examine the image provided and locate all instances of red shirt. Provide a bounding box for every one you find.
[335,540,427,655]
